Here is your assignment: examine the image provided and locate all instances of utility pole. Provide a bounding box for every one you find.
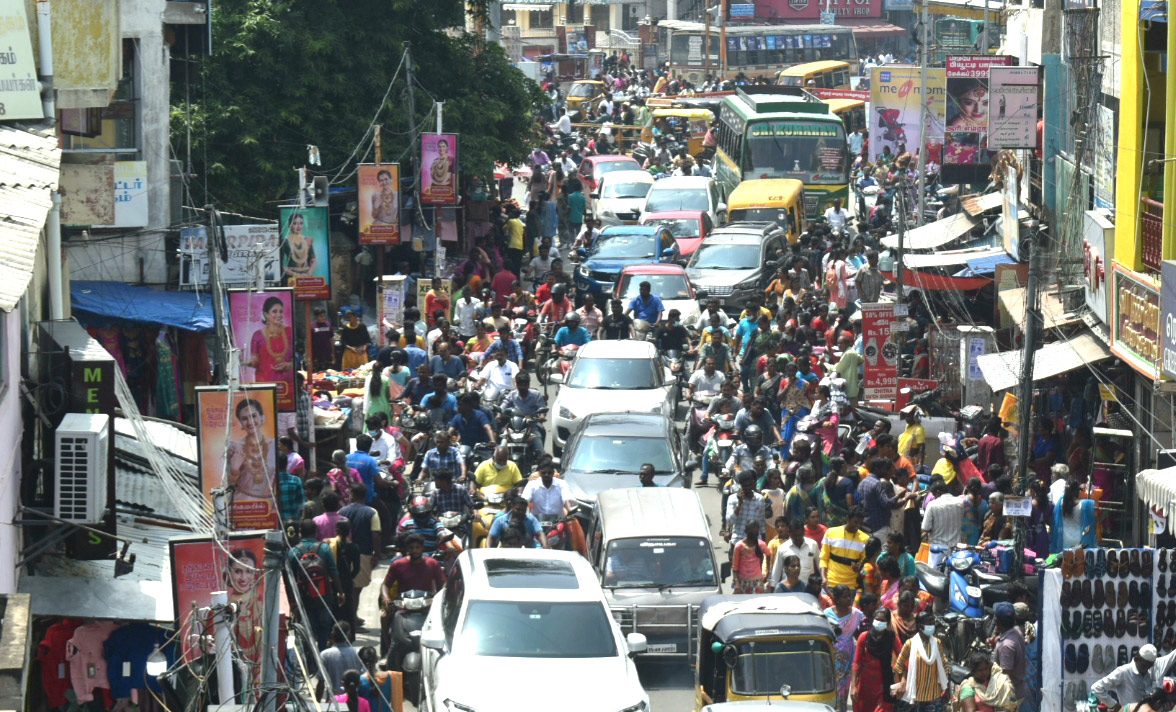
[704,0,711,77]
[207,205,228,383]
[915,0,929,226]
[719,0,728,77]
[981,0,990,53]
[257,530,286,712]
[1012,231,1039,581]
[210,591,236,704]
[404,43,418,177]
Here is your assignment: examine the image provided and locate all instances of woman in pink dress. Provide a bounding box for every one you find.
[246,296,293,397]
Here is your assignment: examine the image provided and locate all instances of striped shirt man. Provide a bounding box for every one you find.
[820,521,870,589]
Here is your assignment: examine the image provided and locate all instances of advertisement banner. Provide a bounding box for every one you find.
[358,164,401,245]
[1111,263,1161,379]
[279,206,331,300]
[1094,105,1115,209]
[1001,164,1020,258]
[759,0,883,19]
[0,0,46,120]
[170,532,271,678]
[896,378,939,411]
[180,224,282,288]
[942,56,1012,182]
[861,302,898,402]
[228,289,296,411]
[988,66,1040,149]
[869,67,946,166]
[421,133,458,206]
[813,88,871,101]
[196,386,280,531]
[1162,261,1176,381]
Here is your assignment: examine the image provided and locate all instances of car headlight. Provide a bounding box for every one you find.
[559,405,577,420]
[618,703,649,712]
[578,265,590,278]
[444,700,477,712]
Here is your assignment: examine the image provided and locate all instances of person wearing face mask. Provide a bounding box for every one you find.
[474,446,523,490]
[892,611,950,711]
[852,609,901,712]
[652,309,694,356]
[364,416,401,464]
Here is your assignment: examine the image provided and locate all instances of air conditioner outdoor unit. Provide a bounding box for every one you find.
[54,413,110,524]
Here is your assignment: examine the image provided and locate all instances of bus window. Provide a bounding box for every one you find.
[833,68,851,88]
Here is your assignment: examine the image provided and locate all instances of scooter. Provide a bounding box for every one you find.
[384,589,432,704]
[474,484,512,548]
[688,390,719,455]
[661,349,689,403]
[500,409,540,477]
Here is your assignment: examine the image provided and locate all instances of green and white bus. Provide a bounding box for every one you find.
[713,87,850,219]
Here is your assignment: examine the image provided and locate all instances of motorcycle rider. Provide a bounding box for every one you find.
[653,308,694,357]
[686,356,726,402]
[538,283,573,325]
[379,532,445,616]
[430,468,477,531]
[395,496,456,558]
[483,326,524,365]
[725,425,777,476]
[823,198,849,235]
[417,430,466,484]
[707,379,743,418]
[474,446,524,490]
[448,392,495,464]
[419,373,458,424]
[428,341,468,386]
[475,347,519,396]
[522,457,573,517]
[625,280,665,327]
[735,396,784,446]
[486,493,547,548]
[499,373,548,462]
[693,298,734,331]
[553,310,592,351]
[698,315,734,373]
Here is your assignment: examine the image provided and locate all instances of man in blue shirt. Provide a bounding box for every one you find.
[401,333,429,373]
[625,281,665,324]
[448,392,495,450]
[420,374,458,424]
[553,311,592,348]
[419,430,466,483]
[484,328,524,365]
[428,341,467,385]
[734,397,782,444]
[487,494,546,548]
[346,434,381,504]
[500,373,548,460]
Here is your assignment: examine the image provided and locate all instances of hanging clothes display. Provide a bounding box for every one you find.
[37,618,84,708]
[154,330,180,422]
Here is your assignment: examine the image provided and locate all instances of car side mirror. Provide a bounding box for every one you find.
[591,192,600,199]
[662,247,676,257]
[420,629,446,651]
[626,632,648,656]
[685,459,700,472]
[576,248,588,260]
[695,289,708,299]
[549,372,564,384]
[550,457,561,467]
[716,202,727,214]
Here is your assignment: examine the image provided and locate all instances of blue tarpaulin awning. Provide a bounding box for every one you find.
[954,251,1017,277]
[71,281,221,332]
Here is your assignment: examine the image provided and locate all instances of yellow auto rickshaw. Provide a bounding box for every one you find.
[694,594,837,711]
[566,79,606,114]
[725,179,807,243]
[641,108,713,157]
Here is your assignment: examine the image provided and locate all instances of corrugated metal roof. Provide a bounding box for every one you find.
[26,518,177,584]
[114,416,199,464]
[880,212,979,250]
[975,331,1112,392]
[0,126,61,313]
[961,192,1003,216]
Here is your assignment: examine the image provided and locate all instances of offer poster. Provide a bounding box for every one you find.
[228,289,295,411]
[279,205,331,300]
[861,302,899,403]
[196,386,280,530]
[988,66,1041,149]
[420,133,458,205]
[358,163,401,244]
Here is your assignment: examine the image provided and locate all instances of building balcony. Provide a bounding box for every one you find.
[1142,197,1163,271]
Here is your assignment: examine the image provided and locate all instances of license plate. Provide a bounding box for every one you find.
[647,643,678,653]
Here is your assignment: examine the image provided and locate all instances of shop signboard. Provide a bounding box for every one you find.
[885,0,915,10]
[1094,104,1115,209]
[760,0,883,19]
[861,302,898,402]
[196,385,280,531]
[731,3,756,17]
[868,66,946,166]
[813,88,870,101]
[180,224,282,288]
[358,163,401,245]
[96,161,150,228]
[988,66,1040,149]
[1161,260,1176,380]
[0,0,45,120]
[1001,164,1019,259]
[228,289,296,411]
[279,205,331,300]
[1082,209,1113,326]
[421,133,458,206]
[895,378,938,411]
[1110,263,1161,379]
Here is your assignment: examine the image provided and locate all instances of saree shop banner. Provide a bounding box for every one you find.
[421,133,458,206]
[197,385,280,530]
[358,163,402,245]
[279,206,331,300]
[861,302,899,402]
[942,55,1013,184]
[228,289,295,411]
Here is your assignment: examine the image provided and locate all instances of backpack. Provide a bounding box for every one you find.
[295,542,331,600]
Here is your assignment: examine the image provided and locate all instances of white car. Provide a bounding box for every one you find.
[550,339,675,451]
[641,175,727,226]
[419,549,650,712]
[593,170,655,226]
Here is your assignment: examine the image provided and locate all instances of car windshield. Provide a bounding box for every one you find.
[604,537,717,588]
[603,181,652,199]
[729,639,835,695]
[567,434,675,472]
[620,274,691,300]
[644,188,709,213]
[644,218,700,239]
[567,357,659,389]
[591,233,656,259]
[597,159,640,175]
[459,600,619,658]
[744,120,848,183]
[690,242,760,269]
[569,83,598,98]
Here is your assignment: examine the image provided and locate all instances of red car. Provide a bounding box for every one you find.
[612,263,701,326]
[578,154,641,193]
[640,210,714,257]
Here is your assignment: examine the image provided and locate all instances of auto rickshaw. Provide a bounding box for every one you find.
[694,594,837,711]
[641,108,713,157]
[566,79,606,115]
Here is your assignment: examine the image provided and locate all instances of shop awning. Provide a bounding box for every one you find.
[974,331,1112,392]
[71,280,221,332]
[963,251,1017,274]
[1138,467,1176,514]
[0,127,61,313]
[837,18,909,37]
[998,285,1083,330]
[880,212,979,250]
[880,270,991,291]
[901,246,1007,269]
[961,192,1003,216]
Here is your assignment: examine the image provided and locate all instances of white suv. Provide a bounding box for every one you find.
[419,549,651,712]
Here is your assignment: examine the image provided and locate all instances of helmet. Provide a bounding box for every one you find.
[744,424,764,446]
[552,283,568,300]
[565,311,581,324]
[409,495,433,517]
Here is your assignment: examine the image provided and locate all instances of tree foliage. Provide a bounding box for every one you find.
[172,0,544,216]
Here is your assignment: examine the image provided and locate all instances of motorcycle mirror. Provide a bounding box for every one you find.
[402,652,423,672]
[549,372,565,384]
[550,457,561,467]
[684,459,700,472]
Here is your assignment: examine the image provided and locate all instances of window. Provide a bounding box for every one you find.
[623,6,639,31]
[590,4,610,30]
[502,8,517,25]
[63,38,139,158]
[566,1,583,23]
[529,8,553,29]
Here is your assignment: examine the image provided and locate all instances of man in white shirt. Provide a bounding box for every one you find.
[598,94,614,118]
[365,416,401,464]
[823,198,849,232]
[769,519,821,587]
[686,357,726,400]
[921,480,964,568]
[476,349,520,394]
[453,292,482,340]
[552,108,572,136]
[1048,463,1070,505]
[522,461,572,516]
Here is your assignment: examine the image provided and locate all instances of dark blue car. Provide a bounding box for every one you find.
[574,225,681,299]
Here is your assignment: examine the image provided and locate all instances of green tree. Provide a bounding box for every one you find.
[172,0,544,216]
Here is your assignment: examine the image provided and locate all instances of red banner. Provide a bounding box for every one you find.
[896,378,939,411]
[813,88,870,101]
[756,0,883,19]
[861,302,898,402]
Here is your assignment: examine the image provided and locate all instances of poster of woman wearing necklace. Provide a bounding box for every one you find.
[279,205,331,300]
[229,288,295,411]
[196,386,279,530]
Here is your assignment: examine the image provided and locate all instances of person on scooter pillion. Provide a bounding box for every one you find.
[395,495,459,560]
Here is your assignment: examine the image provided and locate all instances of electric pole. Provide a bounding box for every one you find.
[915,0,929,226]
[1012,230,1039,580]
[207,205,228,383]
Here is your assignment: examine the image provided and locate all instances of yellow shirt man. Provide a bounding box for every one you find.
[820,523,870,589]
[506,217,525,251]
[474,457,523,489]
[898,422,926,463]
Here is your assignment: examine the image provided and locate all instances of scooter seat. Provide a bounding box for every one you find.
[975,570,1006,586]
[916,562,947,598]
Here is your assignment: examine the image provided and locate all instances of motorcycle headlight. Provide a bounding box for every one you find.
[444,700,477,712]
[559,405,577,420]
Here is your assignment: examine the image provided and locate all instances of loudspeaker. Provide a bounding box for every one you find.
[312,176,329,206]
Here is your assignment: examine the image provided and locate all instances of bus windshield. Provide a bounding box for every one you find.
[744,120,847,183]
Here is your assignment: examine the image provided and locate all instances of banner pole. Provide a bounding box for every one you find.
[304,301,314,377]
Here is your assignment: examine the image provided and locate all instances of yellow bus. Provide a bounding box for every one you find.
[776,60,853,90]
[824,98,867,133]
